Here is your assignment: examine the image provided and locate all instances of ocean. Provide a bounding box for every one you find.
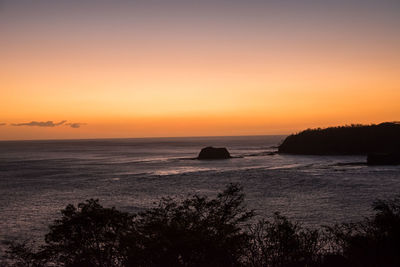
[1,135,400,250]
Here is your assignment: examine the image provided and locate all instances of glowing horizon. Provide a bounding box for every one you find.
[1,0,399,140]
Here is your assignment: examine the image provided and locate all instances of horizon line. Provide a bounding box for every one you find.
[0,134,287,143]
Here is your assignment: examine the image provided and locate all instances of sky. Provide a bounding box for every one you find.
[1,0,399,140]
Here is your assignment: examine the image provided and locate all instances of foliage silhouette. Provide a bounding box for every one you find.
[4,184,254,267]
[324,197,400,267]
[124,183,253,266]
[4,185,400,267]
[247,212,322,267]
[5,199,134,267]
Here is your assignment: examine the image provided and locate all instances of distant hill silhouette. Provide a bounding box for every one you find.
[278,122,400,155]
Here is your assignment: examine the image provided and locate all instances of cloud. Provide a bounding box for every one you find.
[66,123,86,128]
[11,120,67,127]
[10,120,86,128]
[0,123,6,126]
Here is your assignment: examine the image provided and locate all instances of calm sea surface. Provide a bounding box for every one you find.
[1,136,400,251]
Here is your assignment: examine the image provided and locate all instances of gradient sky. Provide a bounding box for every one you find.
[1,0,399,140]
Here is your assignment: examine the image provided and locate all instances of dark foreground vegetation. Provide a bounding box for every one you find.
[278,122,400,155]
[3,184,400,267]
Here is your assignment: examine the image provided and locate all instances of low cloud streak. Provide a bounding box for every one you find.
[10,120,87,128]
[12,120,67,127]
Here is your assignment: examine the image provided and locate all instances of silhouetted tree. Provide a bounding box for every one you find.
[324,197,400,267]
[5,199,135,267]
[247,212,322,267]
[4,184,254,267]
[124,183,254,266]
[5,184,400,267]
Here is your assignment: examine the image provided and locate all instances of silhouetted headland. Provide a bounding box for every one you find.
[367,152,400,165]
[278,122,400,156]
[197,146,231,160]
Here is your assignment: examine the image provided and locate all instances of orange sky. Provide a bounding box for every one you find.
[1,1,399,140]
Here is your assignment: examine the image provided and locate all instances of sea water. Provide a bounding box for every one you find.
[1,136,400,250]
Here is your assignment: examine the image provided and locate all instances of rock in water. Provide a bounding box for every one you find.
[197,147,231,160]
[367,153,400,165]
